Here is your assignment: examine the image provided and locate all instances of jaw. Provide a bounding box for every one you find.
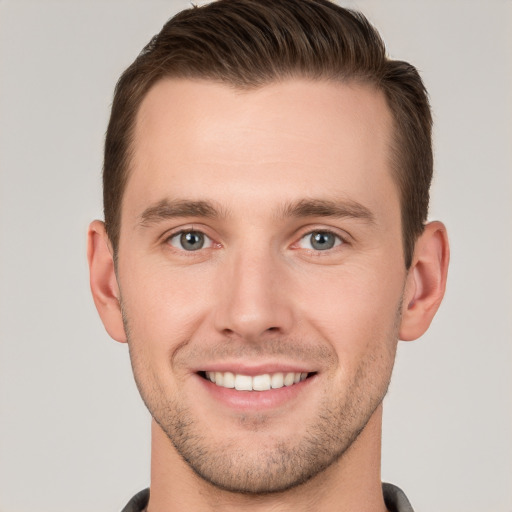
[148,405,387,512]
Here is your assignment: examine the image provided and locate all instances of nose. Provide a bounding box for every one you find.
[213,248,294,342]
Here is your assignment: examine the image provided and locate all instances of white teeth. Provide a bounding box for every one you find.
[271,373,284,389]
[252,374,271,391]
[223,371,235,388]
[235,374,253,391]
[204,371,309,391]
[284,372,295,386]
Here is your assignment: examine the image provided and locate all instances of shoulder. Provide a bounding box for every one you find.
[121,488,149,512]
[382,482,415,512]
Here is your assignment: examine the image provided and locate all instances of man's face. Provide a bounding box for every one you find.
[116,78,407,493]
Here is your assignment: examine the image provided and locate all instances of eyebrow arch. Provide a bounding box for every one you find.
[277,198,375,223]
[138,197,375,227]
[139,199,225,227]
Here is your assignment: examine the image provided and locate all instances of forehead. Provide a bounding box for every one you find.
[125,78,397,223]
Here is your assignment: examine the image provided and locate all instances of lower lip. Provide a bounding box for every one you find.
[196,374,315,411]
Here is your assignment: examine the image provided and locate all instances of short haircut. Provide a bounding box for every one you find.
[104,0,433,268]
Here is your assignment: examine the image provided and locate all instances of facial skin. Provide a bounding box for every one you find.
[89,78,448,511]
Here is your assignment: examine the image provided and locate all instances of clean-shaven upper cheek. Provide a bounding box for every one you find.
[119,236,405,350]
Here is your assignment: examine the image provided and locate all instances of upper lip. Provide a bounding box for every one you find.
[192,362,316,376]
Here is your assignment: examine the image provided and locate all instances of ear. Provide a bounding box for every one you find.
[87,220,127,343]
[399,221,450,341]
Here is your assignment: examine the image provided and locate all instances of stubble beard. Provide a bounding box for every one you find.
[123,306,401,495]
[151,378,390,495]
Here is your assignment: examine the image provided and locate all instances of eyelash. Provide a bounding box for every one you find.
[166,229,216,252]
[164,227,348,254]
[294,230,345,252]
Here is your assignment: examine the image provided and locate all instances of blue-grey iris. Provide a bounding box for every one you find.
[310,232,336,250]
[180,231,205,251]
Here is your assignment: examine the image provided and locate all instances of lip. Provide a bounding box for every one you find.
[192,362,315,376]
[194,368,317,411]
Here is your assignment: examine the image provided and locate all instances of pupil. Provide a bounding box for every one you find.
[311,232,334,250]
[181,232,204,250]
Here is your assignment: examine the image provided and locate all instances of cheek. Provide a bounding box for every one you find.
[119,261,213,354]
[295,261,404,359]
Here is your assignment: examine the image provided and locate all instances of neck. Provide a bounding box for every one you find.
[147,405,387,512]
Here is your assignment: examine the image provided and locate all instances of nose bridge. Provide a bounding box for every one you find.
[214,241,292,340]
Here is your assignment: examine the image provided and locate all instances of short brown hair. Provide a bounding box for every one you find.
[104,0,432,268]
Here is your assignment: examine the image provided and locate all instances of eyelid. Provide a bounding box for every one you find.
[161,224,350,253]
[163,225,219,252]
[299,231,341,249]
[291,226,350,251]
[169,231,213,249]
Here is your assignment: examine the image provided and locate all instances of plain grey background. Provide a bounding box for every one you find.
[0,1,511,511]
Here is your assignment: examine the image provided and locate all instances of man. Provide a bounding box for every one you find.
[87,0,449,510]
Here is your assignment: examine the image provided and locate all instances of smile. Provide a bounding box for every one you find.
[203,371,310,391]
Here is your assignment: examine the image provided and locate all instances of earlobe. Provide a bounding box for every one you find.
[399,221,450,341]
[87,220,127,343]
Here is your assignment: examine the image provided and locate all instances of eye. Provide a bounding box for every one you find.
[168,230,213,251]
[297,230,343,251]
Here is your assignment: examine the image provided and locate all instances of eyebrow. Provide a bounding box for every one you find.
[139,199,226,226]
[277,198,375,223]
[138,197,375,227]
